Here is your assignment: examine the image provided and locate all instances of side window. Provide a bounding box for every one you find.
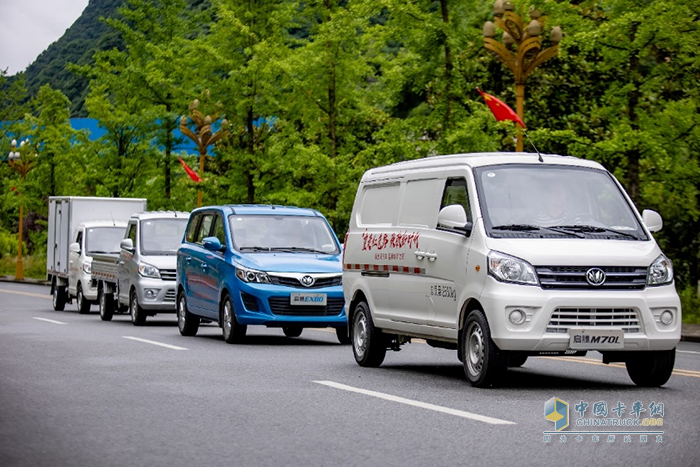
[211,215,226,245]
[126,223,137,242]
[194,214,214,244]
[186,214,201,243]
[441,177,471,222]
[75,231,83,248]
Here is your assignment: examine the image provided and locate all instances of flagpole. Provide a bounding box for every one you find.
[516,84,525,152]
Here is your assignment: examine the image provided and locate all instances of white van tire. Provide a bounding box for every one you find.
[77,283,91,314]
[462,309,508,387]
[352,301,386,367]
[130,290,147,326]
[625,349,675,387]
[52,283,67,311]
[99,290,114,321]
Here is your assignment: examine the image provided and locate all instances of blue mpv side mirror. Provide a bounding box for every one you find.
[202,236,224,252]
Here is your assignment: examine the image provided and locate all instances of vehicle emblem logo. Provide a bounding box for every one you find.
[300,275,315,287]
[585,268,606,286]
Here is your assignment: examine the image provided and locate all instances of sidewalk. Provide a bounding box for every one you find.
[2,275,699,342]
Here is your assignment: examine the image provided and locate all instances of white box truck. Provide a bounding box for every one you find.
[47,196,147,312]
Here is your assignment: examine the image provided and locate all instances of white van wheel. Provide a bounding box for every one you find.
[462,309,508,387]
[130,290,146,326]
[77,283,91,314]
[625,349,675,387]
[52,283,66,311]
[99,290,114,321]
[352,301,386,367]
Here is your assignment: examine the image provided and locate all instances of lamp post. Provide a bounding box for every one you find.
[483,0,562,151]
[6,139,36,280]
[179,91,228,207]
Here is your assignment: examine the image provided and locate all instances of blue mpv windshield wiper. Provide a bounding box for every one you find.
[238,246,271,252]
[269,246,329,254]
[491,224,584,238]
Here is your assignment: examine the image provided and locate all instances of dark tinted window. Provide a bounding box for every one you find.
[211,215,226,245]
[186,214,201,243]
[195,214,214,244]
[441,177,471,221]
[126,223,137,242]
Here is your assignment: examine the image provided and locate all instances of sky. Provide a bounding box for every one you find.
[0,0,90,75]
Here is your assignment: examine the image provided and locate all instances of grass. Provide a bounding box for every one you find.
[0,254,47,281]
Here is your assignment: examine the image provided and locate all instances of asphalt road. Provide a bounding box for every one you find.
[1,282,699,467]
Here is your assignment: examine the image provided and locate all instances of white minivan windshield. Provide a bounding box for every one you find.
[475,164,647,240]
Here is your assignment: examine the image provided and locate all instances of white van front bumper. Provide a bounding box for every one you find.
[480,278,681,352]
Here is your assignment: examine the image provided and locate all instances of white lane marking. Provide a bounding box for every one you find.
[678,350,700,355]
[314,380,515,425]
[32,317,66,325]
[1,289,51,300]
[122,336,188,351]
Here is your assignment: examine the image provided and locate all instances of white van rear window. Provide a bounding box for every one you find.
[359,183,400,225]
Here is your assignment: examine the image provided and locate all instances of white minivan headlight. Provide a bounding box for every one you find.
[82,261,92,274]
[647,254,673,286]
[488,251,539,286]
[138,262,161,279]
[235,265,271,283]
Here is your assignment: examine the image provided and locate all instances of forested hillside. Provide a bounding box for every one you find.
[1,0,699,318]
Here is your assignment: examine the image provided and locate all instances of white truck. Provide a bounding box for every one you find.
[91,211,189,325]
[47,196,148,313]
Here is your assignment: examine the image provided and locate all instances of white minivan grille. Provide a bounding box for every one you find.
[546,307,641,334]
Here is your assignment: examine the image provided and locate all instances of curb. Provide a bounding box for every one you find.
[0,276,50,286]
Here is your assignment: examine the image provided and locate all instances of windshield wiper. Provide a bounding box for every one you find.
[555,225,638,239]
[238,246,271,252]
[269,246,329,254]
[492,224,584,238]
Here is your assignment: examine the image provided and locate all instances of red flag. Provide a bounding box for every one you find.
[178,157,202,182]
[477,88,526,129]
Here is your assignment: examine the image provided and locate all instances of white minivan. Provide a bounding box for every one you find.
[342,153,681,388]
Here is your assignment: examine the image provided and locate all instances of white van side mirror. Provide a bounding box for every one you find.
[437,205,472,236]
[69,242,81,254]
[642,209,663,233]
[120,238,134,251]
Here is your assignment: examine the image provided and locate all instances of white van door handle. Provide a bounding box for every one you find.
[424,252,438,261]
[414,251,425,260]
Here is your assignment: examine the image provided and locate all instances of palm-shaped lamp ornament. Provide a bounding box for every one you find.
[179,90,229,207]
[6,138,37,280]
[483,0,562,151]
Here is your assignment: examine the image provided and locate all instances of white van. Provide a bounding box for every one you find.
[342,153,681,388]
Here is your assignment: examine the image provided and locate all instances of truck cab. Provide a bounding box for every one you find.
[95,211,189,325]
[66,221,127,313]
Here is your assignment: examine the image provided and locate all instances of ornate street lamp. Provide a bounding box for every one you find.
[483,0,562,151]
[6,138,37,280]
[179,90,228,207]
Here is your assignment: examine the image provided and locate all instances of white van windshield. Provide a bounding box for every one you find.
[229,215,340,254]
[475,165,647,240]
[140,218,189,254]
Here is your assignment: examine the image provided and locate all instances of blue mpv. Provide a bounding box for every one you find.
[176,205,348,344]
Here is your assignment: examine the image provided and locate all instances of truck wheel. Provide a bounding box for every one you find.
[222,294,247,344]
[462,309,508,388]
[77,283,91,314]
[508,353,528,368]
[352,301,386,367]
[283,327,303,338]
[335,326,351,345]
[130,290,147,326]
[177,290,199,336]
[625,349,676,387]
[52,284,66,311]
[99,290,114,322]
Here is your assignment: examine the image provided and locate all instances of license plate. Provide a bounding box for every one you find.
[290,293,327,306]
[569,328,624,350]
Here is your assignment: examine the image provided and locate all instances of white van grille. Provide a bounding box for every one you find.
[536,266,647,290]
[546,308,641,334]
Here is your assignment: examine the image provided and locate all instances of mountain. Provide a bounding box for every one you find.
[22,0,127,117]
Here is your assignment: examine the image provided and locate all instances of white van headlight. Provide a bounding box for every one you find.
[82,261,92,274]
[235,265,271,283]
[138,262,161,279]
[488,251,539,286]
[647,254,673,286]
